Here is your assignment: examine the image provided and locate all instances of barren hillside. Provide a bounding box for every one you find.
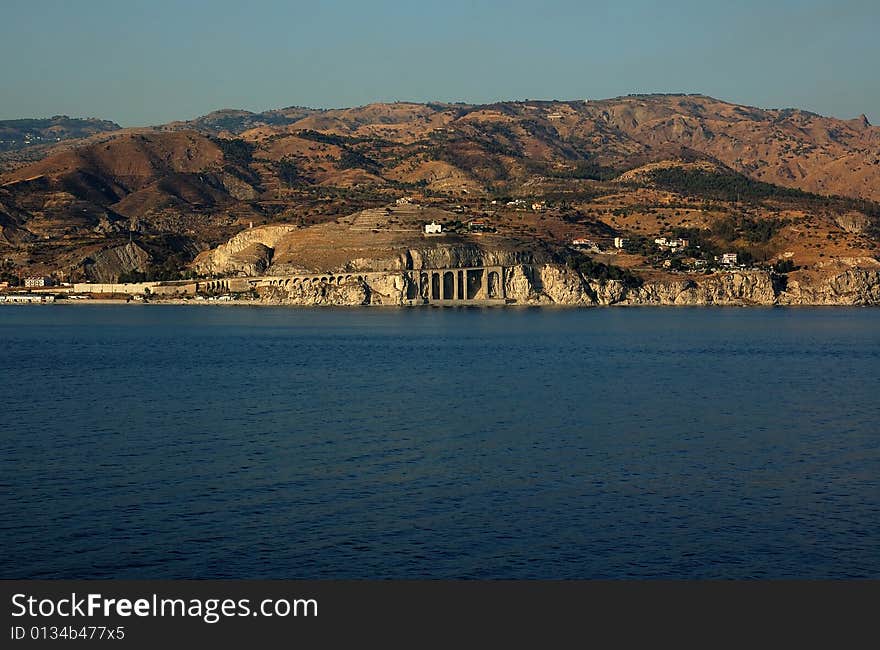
[1,95,879,287]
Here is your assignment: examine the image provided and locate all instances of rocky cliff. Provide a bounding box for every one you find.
[256,264,880,307]
[779,269,880,305]
[506,265,880,307]
[192,224,298,275]
[260,273,414,306]
[83,242,151,282]
[499,265,783,306]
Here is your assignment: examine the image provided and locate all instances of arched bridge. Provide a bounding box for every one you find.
[412,266,505,303]
[197,266,507,305]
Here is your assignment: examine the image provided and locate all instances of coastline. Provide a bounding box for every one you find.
[4,264,880,308]
[3,298,879,309]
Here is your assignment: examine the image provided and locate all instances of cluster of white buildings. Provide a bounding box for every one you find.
[654,237,689,251]
[23,276,55,288]
[0,293,55,304]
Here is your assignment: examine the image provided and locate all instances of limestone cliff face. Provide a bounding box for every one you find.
[259,272,415,306]
[363,273,415,305]
[504,264,595,305]
[626,271,779,305]
[193,224,297,275]
[500,265,782,306]
[779,269,880,305]
[503,266,880,307]
[261,279,368,306]
[255,263,880,307]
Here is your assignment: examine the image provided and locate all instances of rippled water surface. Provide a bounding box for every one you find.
[1,305,879,578]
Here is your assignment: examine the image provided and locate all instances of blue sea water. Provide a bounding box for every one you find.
[1,305,878,579]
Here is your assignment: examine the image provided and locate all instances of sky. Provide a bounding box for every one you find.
[1,0,877,127]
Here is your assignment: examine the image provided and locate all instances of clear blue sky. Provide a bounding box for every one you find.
[1,0,877,126]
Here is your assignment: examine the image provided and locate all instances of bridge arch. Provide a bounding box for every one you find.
[488,271,501,299]
[442,271,455,300]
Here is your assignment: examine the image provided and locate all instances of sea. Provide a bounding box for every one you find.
[1,305,878,579]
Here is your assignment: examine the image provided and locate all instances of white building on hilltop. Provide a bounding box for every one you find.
[424,222,443,235]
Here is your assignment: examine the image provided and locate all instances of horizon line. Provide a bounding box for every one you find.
[1,93,874,129]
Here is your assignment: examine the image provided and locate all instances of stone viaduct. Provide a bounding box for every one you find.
[413,265,505,303]
[203,265,507,304]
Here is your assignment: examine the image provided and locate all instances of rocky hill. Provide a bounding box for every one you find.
[0,116,120,153]
[160,94,880,202]
[0,117,121,174]
[1,95,879,296]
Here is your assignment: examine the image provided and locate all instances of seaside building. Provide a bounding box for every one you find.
[24,276,54,288]
[0,293,54,303]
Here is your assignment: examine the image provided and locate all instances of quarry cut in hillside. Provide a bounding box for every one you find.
[192,203,546,277]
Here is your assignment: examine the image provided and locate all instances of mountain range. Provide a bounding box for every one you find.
[1,94,878,288]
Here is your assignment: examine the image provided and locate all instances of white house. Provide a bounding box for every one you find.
[613,237,627,249]
[721,252,738,266]
[424,222,443,235]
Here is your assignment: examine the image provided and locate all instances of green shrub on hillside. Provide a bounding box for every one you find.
[338,149,380,172]
[215,138,255,166]
[277,157,303,186]
[711,215,788,243]
[567,253,643,288]
[650,167,811,202]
